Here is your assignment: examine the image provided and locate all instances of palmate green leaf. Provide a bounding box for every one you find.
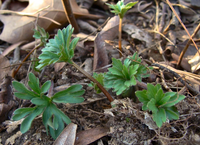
[49,116,64,140]
[12,81,39,100]
[162,93,185,108]
[165,106,179,120]
[12,107,35,121]
[147,98,158,113]
[50,103,71,125]
[28,73,41,94]
[41,80,51,94]
[37,24,79,69]
[31,96,50,106]
[20,106,44,134]
[52,84,85,103]
[42,105,52,134]
[152,108,166,128]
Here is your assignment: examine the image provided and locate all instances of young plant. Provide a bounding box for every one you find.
[36,24,114,102]
[106,0,137,57]
[12,73,85,139]
[104,53,151,96]
[88,72,106,94]
[12,25,50,78]
[135,83,185,128]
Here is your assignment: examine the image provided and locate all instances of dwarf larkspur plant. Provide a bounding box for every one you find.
[12,73,85,139]
[135,83,185,127]
[106,0,137,56]
[36,25,79,69]
[104,53,151,95]
[36,24,114,102]
[106,0,138,19]
[88,72,106,94]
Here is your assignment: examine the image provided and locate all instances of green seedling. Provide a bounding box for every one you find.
[104,53,151,96]
[12,73,85,139]
[12,25,49,78]
[36,24,113,102]
[88,72,106,94]
[135,83,185,128]
[106,0,137,57]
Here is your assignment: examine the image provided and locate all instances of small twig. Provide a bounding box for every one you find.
[61,0,79,33]
[12,43,43,78]
[152,63,200,96]
[177,23,200,67]
[72,61,114,102]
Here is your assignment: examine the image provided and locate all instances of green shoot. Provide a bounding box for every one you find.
[36,24,114,102]
[12,73,85,139]
[104,53,151,95]
[135,83,185,128]
[106,0,138,57]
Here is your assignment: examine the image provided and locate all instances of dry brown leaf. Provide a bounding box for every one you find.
[2,40,27,56]
[123,24,153,47]
[0,55,11,81]
[75,126,109,145]
[53,123,77,145]
[0,76,16,124]
[93,33,109,72]
[93,16,119,72]
[0,0,104,44]
[54,62,66,72]
[100,16,119,42]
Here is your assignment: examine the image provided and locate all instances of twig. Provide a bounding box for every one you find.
[72,61,114,102]
[177,23,200,67]
[12,43,43,78]
[152,63,200,96]
[61,0,79,33]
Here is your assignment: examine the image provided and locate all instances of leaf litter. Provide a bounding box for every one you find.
[1,0,200,144]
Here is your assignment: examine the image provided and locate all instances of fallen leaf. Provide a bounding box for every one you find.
[123,24,153,47]
[2,40,27,56]
[0,55,11,81]
[75,126,109,145]
[93,16,119,72]
[0,76,16,124]
[54,62,66,72]
[0,0,104,44]
[93,33,109,72]
[53,123,77,145]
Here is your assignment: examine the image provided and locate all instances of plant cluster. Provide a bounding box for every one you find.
[12,22,186,141]
[135,83,185,127]
[12,73,85,139]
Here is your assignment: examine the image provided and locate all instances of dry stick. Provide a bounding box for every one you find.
[155,2,167,40]
[177,23,200,67]
[12,43,43,78]
[118,18,122,57]
[166,0,199,66]
[61,0,79,33]
[72,61,114,102]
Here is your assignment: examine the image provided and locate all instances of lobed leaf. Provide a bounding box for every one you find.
[12,107,35,121]
[20,107,44,134]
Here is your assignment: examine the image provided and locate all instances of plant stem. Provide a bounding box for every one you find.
[12,43,43,78]
[72,61,114,102]
[118,17,122,57]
